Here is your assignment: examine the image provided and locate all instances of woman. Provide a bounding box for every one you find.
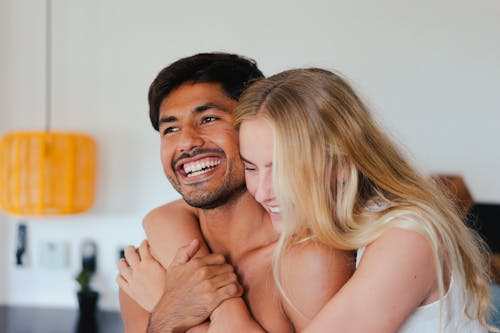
[231,67,493,332]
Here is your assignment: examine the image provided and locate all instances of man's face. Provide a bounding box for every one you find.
[158,82,245,209]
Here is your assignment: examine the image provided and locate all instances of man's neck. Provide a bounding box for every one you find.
[197,191,278,263]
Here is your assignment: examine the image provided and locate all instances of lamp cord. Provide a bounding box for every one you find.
[45,0,52,133]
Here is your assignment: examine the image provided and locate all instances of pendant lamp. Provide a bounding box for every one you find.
[0,0,97,216]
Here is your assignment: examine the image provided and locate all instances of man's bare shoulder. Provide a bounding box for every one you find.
[279,240,355,331]
[142,199,199,231]
[142,199,206,267]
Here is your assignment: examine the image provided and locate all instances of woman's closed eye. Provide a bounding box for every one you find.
[243,163,256,172]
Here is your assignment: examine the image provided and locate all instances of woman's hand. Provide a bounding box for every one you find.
[116,239,167,312]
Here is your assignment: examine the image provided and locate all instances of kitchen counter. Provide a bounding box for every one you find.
[0,305,123,333]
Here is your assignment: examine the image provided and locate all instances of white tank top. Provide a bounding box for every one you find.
[356,247,487,332]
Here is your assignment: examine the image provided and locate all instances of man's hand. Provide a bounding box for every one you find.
[148,240,243,333]
[117,240,166,312]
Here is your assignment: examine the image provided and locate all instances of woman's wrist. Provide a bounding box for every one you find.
[209,298,265,332]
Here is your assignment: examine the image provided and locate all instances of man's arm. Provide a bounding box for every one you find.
[119,199,262,332]
[118,237,243,333]
[148,243,243,333]
[118,199,211,333]
[119,239,263,333]
[144,200,266,333]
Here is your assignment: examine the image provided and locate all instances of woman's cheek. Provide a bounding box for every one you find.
[245,173,258,199]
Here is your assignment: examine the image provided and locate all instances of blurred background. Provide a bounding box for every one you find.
[0,0,499,315]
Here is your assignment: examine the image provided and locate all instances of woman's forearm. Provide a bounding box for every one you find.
[209,298,266,333]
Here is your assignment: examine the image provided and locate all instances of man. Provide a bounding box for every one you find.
[118,53,352,332]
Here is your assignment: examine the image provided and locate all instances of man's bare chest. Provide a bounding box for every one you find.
[236,254,294,333]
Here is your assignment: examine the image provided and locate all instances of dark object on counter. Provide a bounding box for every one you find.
[81,240,97,273]
[16,223,27,266]
[75,240,100,332]
[76,291,100,333]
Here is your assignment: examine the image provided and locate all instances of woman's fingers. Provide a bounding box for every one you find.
[124,245,140,267]
[115,273,128,289]
[117,258,132,281]
[169,239,201,267]
[137,240,152,261]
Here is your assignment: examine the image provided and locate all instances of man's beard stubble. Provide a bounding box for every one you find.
[169,147,247,210]
[183,181,247,210]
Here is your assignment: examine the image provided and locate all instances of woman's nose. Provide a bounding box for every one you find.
[254,172,274,204]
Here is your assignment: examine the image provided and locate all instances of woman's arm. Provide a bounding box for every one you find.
[278,241,355,332]
[119,237,241,333]
[303,228,437,333]
[208,240,355,333]
[208,299,265,333]
[206,229,436,333]
[119,199,258,332]
[118,199,211,333]
[119,289,150,333]
[148,240,243,333]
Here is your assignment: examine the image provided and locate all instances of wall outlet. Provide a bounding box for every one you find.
[39,241,70,270]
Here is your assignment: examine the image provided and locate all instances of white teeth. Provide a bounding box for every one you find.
[269,206,280,213]
[183,159,221,177]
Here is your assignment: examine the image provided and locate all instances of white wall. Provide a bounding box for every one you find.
[1,0,499,310]
[0,0,10,305]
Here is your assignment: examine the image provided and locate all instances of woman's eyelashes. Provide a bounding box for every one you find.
[243,162,256,172]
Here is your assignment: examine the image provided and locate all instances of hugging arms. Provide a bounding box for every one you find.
[119,200,354,333]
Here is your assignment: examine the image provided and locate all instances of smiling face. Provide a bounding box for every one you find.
[239,116,283,232]
[158,82,245,209]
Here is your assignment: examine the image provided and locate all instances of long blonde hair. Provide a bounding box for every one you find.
[234,68,492,327]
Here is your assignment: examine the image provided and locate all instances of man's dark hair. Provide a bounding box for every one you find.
[148,52,264,131]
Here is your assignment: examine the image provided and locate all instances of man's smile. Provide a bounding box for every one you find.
[182,157,221,178]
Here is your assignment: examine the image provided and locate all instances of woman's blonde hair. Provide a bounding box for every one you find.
[234,68,492,327]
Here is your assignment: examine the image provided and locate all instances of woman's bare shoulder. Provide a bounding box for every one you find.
[279,240,355,330]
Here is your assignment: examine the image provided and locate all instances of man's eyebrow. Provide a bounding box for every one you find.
[159,102,232,126]
[194,102,231,114]
[159,115,177,125]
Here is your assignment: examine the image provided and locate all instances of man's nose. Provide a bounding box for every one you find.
[178,126,204,153]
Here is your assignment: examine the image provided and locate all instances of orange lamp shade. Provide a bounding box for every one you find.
[0,132,97,216]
